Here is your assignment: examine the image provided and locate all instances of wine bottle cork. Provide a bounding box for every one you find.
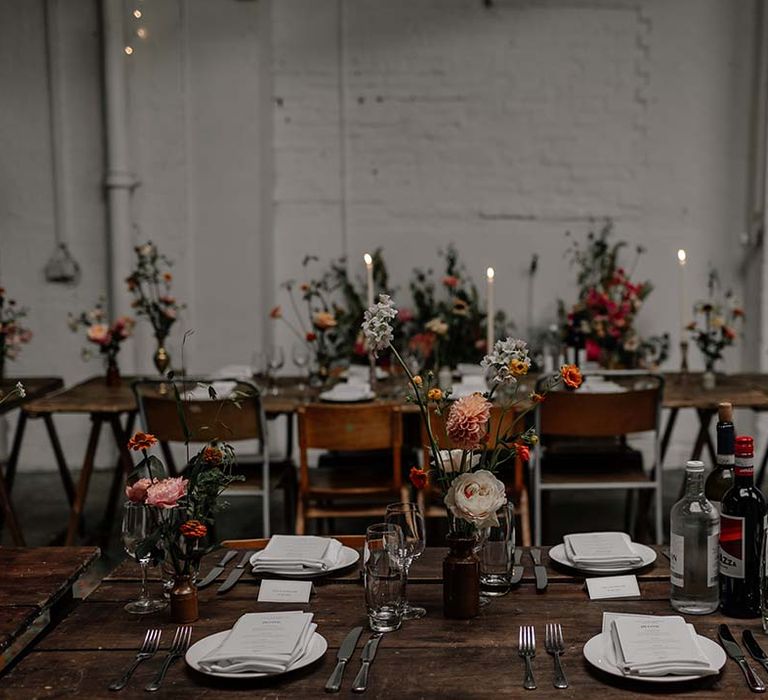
[718,401,733,422]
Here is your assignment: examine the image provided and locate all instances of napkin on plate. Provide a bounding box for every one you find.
[603,612,717,677]
[198,611,316,674]
[251,535,344,573]
[319,384,374,402]
[563,532,643,568]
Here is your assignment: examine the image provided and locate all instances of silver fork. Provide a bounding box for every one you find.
[145,626,192,692]
[545,623,568,689]
[518,625,536,690]
[108,628,162,691]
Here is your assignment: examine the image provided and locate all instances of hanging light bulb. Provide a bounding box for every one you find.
[124,45,134,55]
[133,9,142,19]
[136,27,147,39]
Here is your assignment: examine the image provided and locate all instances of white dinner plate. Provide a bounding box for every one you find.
[250,545,360,578]
[583,632,725,683]
[185,630,328,680]
[548,542,657,575]
[318,392,376,403]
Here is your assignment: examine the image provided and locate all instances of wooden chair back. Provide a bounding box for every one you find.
[132,379,266,444]
[221,534,365,550]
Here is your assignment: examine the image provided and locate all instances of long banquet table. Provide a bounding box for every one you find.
[0,545,759,697]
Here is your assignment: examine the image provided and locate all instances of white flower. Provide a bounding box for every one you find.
[15,381,25,398]
[362,294,398,357]
[425,317,449,336]
[444,469,506,528]
[481,337,531,384]
[435,449,481,474]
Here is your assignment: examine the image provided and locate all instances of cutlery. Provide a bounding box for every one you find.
[518,625,536,690]
[145,625,192,692]
[718,624,766,693]
[351,633,383,693]
[544,623,568,689]
[510,548,524,586]
[217,550,254,594]
[108,628,161,691]
[197,549,238,589]
[324,625,363,693]
[743,630,768,674]
[530,548,548,592]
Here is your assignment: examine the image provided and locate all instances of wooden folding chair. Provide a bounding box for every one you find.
[221,534,365,550]
[532,372,664,545]
[296,403,407,534]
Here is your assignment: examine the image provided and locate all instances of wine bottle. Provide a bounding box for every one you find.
[719,435,766,618]
[705,402,735,515]
[670,461,720,614]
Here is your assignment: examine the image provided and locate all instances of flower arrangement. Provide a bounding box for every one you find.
[408,245,510,371]
[363,294,582,536]
[125,242,184,346]
[560,220,668,369]
[687,269,744,372]
[68,299,134,378]
[0,288,32,379]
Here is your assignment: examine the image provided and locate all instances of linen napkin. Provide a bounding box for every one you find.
[183,381,237,401]
[319,384,374,402]
[602,612,717,677]
[199,611,316,674]
[251,535,344,573]
[563,532,642,568]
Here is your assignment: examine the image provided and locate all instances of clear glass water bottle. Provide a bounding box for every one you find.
[670,460,720,614]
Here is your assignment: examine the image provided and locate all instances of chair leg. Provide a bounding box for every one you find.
[295,497,305,535]
[65,416,103,546]
[518,487,531,547]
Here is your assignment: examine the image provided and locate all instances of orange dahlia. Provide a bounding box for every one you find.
[560,364,583,390]
[127,431,158,451]
[179,520,208,539]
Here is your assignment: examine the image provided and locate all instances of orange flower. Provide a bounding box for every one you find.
[409,467,429,490]
[300,283,310,293]
[179,520,208,539]
[445,393,492,449]
[427,388,443,401]
[442,275,459,288]
[412,375,423,387]
[203,446,223,464]
[529,392,545,404]
[127,431,158,451]
[685,321,697,331]
[514,443,531,462]
[306,331,317,342]
[560,364,583,390]
[313,311,337,330]
[163,272,173,283]
[269,306,282,319]
[509,358,528,377]
[733,307,745,318]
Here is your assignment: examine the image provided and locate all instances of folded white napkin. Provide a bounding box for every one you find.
[319,384,374,401]
[251,535,344,573]
[578,378,627,394]
[564,532,642,568]
[212,365,254,381]
[603,612,717,677]
[199,611,316,674]
[451,376,487,398]
[184,381,237,401]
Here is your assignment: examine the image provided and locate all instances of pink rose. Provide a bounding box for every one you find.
[125,477,153,503]
[145,477,187,509]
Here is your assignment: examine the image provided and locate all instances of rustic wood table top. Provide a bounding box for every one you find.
[0,376,63,415]
[2,545,757,697]
[0,547,99,669]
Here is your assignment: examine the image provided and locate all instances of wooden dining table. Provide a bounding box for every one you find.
[0,544,757,697]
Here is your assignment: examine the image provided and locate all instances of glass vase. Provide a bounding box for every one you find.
[443,534,480,619]
[105,355,121,387]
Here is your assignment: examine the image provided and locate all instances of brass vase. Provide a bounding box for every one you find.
[153,343,170,376]
[169,575,198,623]
[443,535,480,619]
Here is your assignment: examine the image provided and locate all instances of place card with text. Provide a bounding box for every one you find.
[258,579,313,603]
[585,575,640,600]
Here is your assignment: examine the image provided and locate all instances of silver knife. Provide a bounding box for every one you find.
[530,548,548,592]
[744,630,768,674]
[510,548,524,586]
[718,624,766,692]
[351,633,382,693]
[324,626,363,693]
[216,550,254,594]
[198,550,237,589]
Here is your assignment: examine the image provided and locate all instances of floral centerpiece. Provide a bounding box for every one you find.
[362,294,582,617]
[560,220,668,369]
[0,288,32,380]
[687,270,744,382]
[125,242,184,374]
[68,299,134,386]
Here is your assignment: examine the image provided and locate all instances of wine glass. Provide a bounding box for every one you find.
[385,502,427,619]
[121,502,167,614]
[292,342,310,391]
[267,346,285,395]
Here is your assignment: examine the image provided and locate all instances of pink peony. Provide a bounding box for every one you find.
[145,477,187,509]
[445,393,492,449]
[125,477,153,503]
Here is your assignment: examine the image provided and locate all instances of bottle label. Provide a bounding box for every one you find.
[670,533,684,586]
[720,514,745,579]
[708,530,720,587]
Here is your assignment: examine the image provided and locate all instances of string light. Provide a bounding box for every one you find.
[124,46,134,55]
[137,27,147,39]
[133,9,142,19]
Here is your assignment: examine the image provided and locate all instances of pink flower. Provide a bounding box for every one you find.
[125,478,153,503]
[397,307,415,323]
[442,275,459,288]
[445,393,492,449]
[145,477,187,509]
[87,324,111,346]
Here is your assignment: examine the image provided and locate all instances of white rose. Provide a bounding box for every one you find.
[444,469,506,529]
[436,449,481,474]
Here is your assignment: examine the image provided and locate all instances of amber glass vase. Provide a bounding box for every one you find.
[443,535,480,619]
[170,575,198,624]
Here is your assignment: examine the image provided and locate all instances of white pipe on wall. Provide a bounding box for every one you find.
[101,0,138,371]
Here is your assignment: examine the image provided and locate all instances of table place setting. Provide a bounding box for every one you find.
[250,535,359,577]
[548,531,657,574]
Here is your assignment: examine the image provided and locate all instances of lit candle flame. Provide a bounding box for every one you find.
[363,253,373,267]
[487,267,495,280]
[677,249,687,265]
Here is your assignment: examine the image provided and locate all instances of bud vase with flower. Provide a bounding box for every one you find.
[361,294,583,620]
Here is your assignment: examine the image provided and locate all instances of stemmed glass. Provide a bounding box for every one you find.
[292,342,310,391]
[121,502,167,614]
[385,502,427,619]
[267,346,285,395]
